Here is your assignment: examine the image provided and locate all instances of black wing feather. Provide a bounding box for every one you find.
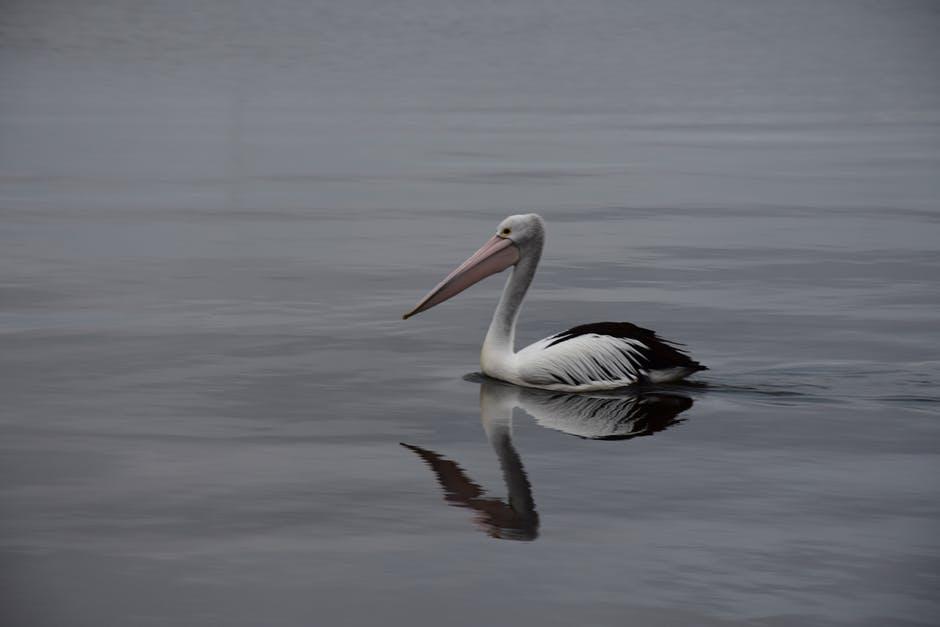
[545,321,707,374]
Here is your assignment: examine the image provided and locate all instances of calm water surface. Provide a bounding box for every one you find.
[2,1,939,625]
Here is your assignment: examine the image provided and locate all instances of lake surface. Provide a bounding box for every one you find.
[2,1,939,625]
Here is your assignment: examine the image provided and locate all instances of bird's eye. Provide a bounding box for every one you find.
[501,228,511,236]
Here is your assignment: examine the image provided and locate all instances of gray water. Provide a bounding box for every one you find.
[2,1,939,625]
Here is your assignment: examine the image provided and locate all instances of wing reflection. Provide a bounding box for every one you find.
[402,379,694,541]
[512,384,693,440]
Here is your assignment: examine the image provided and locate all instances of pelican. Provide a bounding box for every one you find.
[403,214,706,391]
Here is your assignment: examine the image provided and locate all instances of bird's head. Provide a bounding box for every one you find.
[494,213,545,253]
[402,213,544,320]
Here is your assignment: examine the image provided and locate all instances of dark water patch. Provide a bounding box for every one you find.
[874,395,940,406]
[0,285,70,310]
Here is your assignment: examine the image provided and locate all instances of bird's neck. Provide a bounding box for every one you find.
[483,238,542,362]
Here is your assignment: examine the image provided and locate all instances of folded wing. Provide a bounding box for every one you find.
[517,321,706,389]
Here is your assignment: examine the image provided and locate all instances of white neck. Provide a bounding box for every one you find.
[481,235,542,379]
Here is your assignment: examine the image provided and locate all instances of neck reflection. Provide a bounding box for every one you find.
[402,379,694,541]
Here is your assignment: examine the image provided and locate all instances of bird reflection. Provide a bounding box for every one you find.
[402,378,694,541]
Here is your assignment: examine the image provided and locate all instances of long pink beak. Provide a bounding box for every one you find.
[403,235,520,320]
